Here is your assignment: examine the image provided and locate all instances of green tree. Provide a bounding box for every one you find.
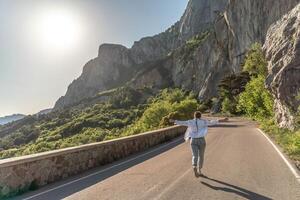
[237,75,274,120]
[218,72,250,114]
[243,43,268,76]
[222,97,236,114]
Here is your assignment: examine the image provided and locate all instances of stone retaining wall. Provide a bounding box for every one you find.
[0,126,186,198]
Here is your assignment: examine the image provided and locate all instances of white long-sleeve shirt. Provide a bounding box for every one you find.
[175,119,218,141]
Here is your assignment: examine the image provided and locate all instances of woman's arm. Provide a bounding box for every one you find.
[169,119,190,126]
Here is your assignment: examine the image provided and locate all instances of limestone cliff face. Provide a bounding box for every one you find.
[131,0,299,100]
[55,44,136,108]
[54,0,299,110]
[264,3,300,129]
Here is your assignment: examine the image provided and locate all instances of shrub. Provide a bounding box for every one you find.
[161,99,198,126]
[107,119,125,128]
[197,104,209,112]
[173,99,197,116]
[243,43,268,76]
[222,97,236,114]
[109,86,141,108]
[261,119,300,160]
[0,148,19,159]
[123,89,197,135]
[237,75,274,120]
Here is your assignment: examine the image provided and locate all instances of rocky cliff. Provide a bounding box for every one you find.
[54,0,299,110]
[264,3,300,129]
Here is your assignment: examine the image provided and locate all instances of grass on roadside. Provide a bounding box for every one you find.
[260,119,300,162]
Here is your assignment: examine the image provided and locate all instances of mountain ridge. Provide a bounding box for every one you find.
[54,0,299,110]
[0,114,26,125]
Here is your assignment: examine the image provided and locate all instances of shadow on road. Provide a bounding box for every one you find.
[201,176,272,200]
[210,124,244,128]
[11,137,184,200]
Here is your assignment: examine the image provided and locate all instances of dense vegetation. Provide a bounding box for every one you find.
[0,88,197,159]
[218,72,250,115]
[219,43,300,162]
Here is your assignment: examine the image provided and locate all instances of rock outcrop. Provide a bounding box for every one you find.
[54,0,299,110]
[264,3,300,129]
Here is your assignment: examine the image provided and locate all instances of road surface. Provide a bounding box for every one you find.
[12,118,300,200]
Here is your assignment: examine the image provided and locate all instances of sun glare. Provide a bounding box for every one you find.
[37,10,81,50]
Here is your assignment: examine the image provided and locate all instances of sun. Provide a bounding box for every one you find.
[37,10,81,50]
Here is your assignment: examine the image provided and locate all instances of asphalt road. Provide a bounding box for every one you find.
[13,118,300,200]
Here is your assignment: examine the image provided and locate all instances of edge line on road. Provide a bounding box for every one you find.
[22,137,184,200]
[257,128,300,182]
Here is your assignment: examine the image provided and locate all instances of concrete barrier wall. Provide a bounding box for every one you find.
[0,126,186,197]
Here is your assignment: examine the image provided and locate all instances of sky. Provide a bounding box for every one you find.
[0,0,188,117]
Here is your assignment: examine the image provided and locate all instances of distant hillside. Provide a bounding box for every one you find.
[0,108,52,126]
[0,87,197,159]
[0,114,26,125]
[36,108,52,116]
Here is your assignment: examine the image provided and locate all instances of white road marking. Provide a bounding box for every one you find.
[22,137,184,200]
[257,128,300,183]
